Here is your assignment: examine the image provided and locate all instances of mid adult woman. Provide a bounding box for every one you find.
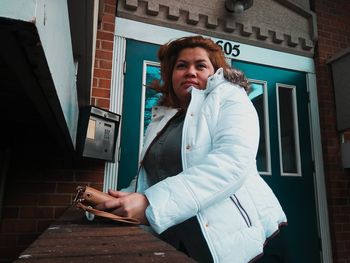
[97,36,287,262]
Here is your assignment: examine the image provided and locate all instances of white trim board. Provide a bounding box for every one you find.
[115,17,315,73]
[103,36,126,193]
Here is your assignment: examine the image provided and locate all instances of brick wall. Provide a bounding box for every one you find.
[0,158,104,262]
[0,1,116,262]
[91,0,116,109]
[314,0,350,262]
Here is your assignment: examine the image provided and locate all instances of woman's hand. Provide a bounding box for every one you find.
[95,190,150,225]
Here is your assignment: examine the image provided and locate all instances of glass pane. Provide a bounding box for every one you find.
[248,83,268,173]
[278,86,298,173]
[144,64,162,133]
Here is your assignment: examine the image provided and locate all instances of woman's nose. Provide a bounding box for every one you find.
[185,65,196,76]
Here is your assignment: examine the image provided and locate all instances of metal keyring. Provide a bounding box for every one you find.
[85,206,95,221]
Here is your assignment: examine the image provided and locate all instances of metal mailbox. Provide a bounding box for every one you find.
[327,47,350,131]
[77,106,121,162]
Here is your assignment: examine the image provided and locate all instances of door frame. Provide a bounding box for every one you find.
[106,17,332,262]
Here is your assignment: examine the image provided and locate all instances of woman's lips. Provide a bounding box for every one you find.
[181,81,198,89]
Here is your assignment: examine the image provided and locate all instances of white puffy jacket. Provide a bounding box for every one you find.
[125,68,287,262]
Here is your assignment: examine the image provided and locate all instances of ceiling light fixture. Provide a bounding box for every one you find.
[225,0,254,14]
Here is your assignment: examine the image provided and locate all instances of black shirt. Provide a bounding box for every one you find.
[143,111,213,263]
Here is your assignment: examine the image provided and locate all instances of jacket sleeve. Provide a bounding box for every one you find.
[144,84,260,233]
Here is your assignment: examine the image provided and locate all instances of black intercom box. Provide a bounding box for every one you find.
[77,106,121,162]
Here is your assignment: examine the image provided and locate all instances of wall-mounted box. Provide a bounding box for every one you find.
[77,106,121,162]
[341,142,350,169]
[327,47,350,131]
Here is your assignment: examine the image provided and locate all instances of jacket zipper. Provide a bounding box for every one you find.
[134,111,181,192]
[230,194,252,228]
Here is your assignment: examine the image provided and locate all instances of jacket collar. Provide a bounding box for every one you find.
[204,68,226,95]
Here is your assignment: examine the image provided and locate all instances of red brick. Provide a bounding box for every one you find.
[102,22,115,32]
[336,239,346,251]
[340,43,348,49]
[101,40,114,51]
[95,98,110,109]
[75,160,105,170]
[104,3,116,14]
[15,182,56,194]
[92,87,110,98]
[46,169,75,181]
[344,131,350,141]
[99,78,111,88]
[97,31,114,41]
[0,219,37,233]
[0,234,16,247]
[20,207,54,219]
[95,50,113,60]
[7,170,44,181]
[333,214,350,223]
[56,182,81,193]
[2,207,19,218]
[94,68,112,79]
[330,180,349,190]
[93,77,98,86]
[75,171,104,183]
[99,60,113,70]
[104,0,116,5]
[4,194,38,206]
[343,224,350,232]
[38,194,71,206]
[338,250,350,259]
[331,189,350,197]
[96,39,101,49]
[345,241,350,250]
[94,59,100,68]
[101,13,115,23]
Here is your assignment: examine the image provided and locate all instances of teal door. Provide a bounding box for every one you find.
[233,61,320,262]
[118,39,160,189]
[118,39,320,262]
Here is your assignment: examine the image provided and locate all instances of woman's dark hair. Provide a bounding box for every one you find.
[152,35,249,107]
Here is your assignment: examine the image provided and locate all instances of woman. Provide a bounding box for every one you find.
[97,36,287,262]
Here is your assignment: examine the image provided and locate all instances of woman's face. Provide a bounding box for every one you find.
[172,47,215,108]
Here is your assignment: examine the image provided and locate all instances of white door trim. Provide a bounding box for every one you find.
[307,73,333,263]
[106,17,332,262]
[103,36,126,192]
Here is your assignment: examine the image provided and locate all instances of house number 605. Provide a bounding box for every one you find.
[215,40,240,57]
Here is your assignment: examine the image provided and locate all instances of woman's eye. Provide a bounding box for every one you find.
[197,64,206,69]
[175,63,186,69]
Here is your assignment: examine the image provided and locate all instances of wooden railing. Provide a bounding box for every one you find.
[15,206,195,262]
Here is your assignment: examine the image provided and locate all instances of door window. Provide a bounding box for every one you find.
[142,62,161,134]
[248,80,271,175]
[276,84,301,176]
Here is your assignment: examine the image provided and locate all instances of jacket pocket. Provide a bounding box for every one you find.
[230,194,252,228]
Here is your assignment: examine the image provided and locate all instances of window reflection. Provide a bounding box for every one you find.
[144,64,161,133]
